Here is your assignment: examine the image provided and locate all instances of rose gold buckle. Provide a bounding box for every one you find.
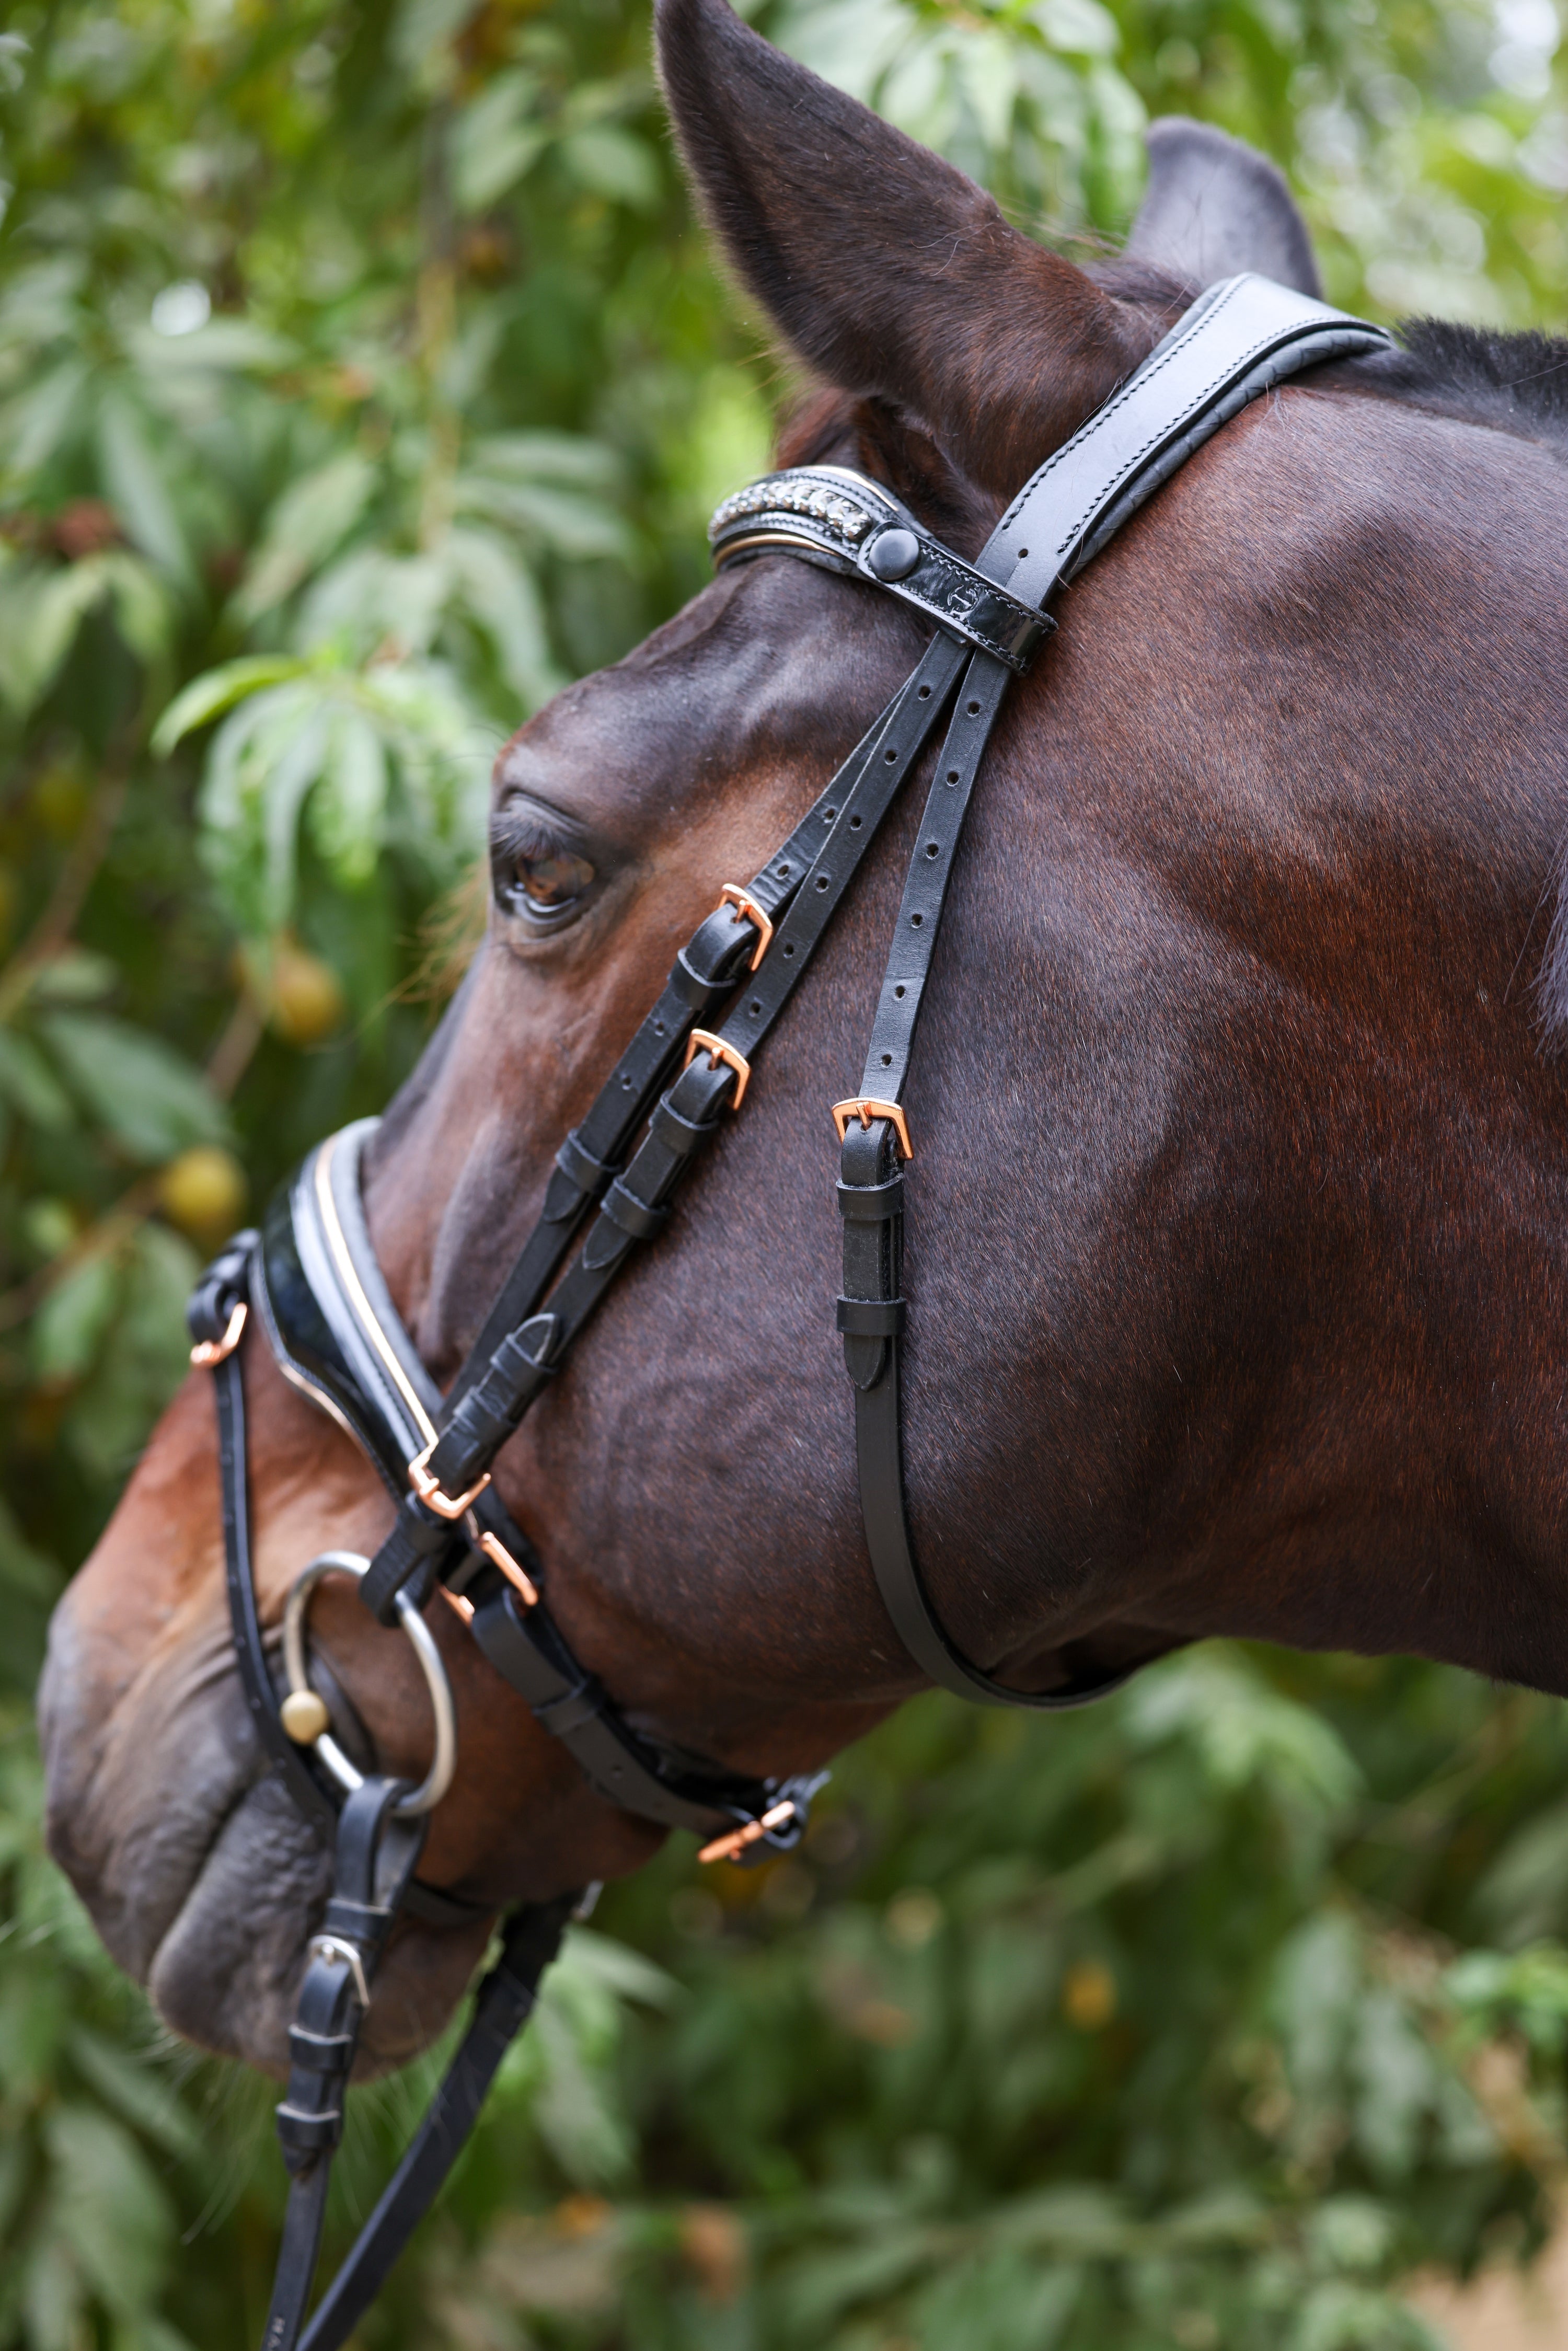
[190,1299,248,1367]
[408,1437,491,1521]
[697,1799,798,1866]
[718,883,774,972]
[683,1029,751,1109]
[473,1523,539,1609]
[831,1098,913,1162]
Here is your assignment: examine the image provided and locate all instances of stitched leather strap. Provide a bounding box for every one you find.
[339,633,965,1591]
[993,274,1388,603]
[835,273,1391,1709]
[191,1248,484,1930]
[262,1777,425,2351]
[297,1896,574,2351]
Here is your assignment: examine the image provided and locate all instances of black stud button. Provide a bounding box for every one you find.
[867,528,920,582]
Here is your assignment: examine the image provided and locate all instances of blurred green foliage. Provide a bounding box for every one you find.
[4,0,1568,2344]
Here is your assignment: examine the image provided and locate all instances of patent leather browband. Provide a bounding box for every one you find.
[189,275,1392,2351]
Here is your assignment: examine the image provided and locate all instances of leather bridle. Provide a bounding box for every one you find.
[182,274,1392,2350]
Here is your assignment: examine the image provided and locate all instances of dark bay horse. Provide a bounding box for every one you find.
[39,0,1568,2080]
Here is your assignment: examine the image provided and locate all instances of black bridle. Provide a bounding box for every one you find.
[183,273,1392,2350]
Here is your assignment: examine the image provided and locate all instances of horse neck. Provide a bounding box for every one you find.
[997,384,1568,1692]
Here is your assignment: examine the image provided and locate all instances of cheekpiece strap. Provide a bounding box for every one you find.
[709,467,1054,673]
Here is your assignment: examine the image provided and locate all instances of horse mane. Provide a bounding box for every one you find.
[1366,317,1568,449]
[1343,322,1568,1041]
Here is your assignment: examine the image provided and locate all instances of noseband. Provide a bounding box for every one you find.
[185,274,1392,2350]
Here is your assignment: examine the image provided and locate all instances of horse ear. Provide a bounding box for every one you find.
[1125,118,1322,298]
[654,0,1152,495]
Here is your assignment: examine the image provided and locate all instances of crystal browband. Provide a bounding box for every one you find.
[709,465,1054,673]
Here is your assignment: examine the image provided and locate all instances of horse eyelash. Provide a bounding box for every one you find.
[490,808,579,868]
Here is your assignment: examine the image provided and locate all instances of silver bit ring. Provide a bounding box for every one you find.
[282,1551,457,1817]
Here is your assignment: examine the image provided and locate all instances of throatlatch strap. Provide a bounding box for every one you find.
[835,274,1390,1706]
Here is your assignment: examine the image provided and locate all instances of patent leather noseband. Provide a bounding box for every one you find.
[185,274,1393,2349]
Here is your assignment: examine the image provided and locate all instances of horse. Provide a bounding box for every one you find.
[39,0,1568,2112]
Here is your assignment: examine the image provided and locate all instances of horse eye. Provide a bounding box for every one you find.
[495,841,596,923]
[517,849,594,911]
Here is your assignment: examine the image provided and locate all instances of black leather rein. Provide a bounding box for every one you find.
[183,274,1392,2350]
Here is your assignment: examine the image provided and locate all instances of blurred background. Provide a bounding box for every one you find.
[4,1,1568,2344]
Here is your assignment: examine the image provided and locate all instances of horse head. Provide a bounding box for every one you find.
[40,0,1568,2087]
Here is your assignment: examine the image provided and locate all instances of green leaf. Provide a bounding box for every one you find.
[32,1251,121,1384]
[95,393,192,586]
[959,31,1021,150]
[308,706,389,885]
[0,356,89,482]
[41,1014,227,1162]
[453,70,547,212]
[1030,0,1120,57]
[453,474,632,560]
[20,2229,88,2351]
[152,654,312,757]
[9,559,118,712]
[561,1928,679,2010]
[443,524,558,707]
[0,1031,75,1129]
[559,125,661,209]
[234,451,377,623]
[45,2103,172,2321]
[66,2030,203,2166]
[468,432,622,490]
[31,949,118,1005]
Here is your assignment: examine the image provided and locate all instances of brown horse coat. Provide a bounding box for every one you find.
[39,0,1568,2071]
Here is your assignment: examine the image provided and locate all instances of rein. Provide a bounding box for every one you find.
[184,273,1392,2350]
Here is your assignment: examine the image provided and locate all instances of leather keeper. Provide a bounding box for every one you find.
[187,1230,258,1346]
[648,1093,714,1159]
[672,910,747,1008]
[599,1176,667,1240]
[533,1679,607,1737]
[361,1498,451,1624]
[666,1055,734,1123]
[836,1296,907,1338]
[324,1897,389,1942]
[837,1177,904,1221]
[550,1128,616,1208]
[580,1208,635,1274]
[429,1315,559,1488]
[287,2026,355,2074]
[275,2102,344,2154]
